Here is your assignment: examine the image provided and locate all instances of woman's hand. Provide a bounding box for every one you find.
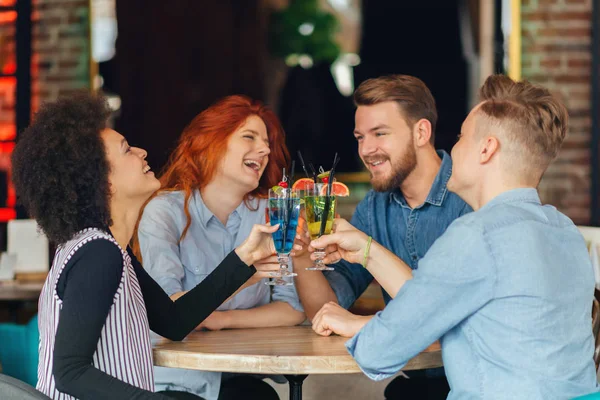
[235,223,278,266]
[309,218,370,265]
[196,311,228,331]
[246,255,281,285]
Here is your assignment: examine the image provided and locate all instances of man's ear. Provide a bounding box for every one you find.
[414,118,432,147]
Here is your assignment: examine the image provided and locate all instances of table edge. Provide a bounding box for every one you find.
[152,348,442,375]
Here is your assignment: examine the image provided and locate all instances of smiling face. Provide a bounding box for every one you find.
[354,101,417,192]
[213,115,271,194]
[101,128,160,203]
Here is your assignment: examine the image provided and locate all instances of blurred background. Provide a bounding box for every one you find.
[0,1,596,395]
[0,0,594,225]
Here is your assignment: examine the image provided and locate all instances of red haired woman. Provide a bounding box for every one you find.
[137,95,305,399]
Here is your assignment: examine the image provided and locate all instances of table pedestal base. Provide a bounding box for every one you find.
[284,374,308,400]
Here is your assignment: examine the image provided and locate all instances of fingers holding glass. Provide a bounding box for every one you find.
[304,184,336,271]
[266,188,300,285]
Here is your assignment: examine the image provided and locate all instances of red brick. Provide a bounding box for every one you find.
[563,196,592,208]
[524,42,590,53]
[57,60,79,69]
[561,139,590,150]
[34,15,62,25]
[540,58,562,68]
[538,27,591,37]
[567,58,591,68]
[554,74,590,84]
[523,11,591,21]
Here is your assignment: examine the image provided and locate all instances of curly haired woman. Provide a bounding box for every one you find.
[12,94,280,400]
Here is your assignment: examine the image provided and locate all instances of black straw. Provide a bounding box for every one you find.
[297,151,310,179]
[319,153,340,237]
[283,161,295,250]
[289,160,295,183]
[326,153,340,197]
[308,163,317,184]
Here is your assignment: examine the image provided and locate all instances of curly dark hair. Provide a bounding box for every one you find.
[11,93,113,244]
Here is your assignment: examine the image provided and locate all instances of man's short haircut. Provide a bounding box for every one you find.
[354,74,438,143]
[477,74,568,171]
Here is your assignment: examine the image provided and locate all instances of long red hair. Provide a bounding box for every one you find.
[140,95,289,247]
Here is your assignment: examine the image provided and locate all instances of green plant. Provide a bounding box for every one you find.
[269,0,341,66]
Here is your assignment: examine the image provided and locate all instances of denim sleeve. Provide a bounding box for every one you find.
[272,258,304,312]
[138,197,186,297]
[459,201,474,216]
[345,220,495,380]
[324,198,374,309]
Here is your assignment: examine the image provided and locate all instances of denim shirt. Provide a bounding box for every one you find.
[138,190,302,399]
[325,150,471,308]
[346,188,598,400]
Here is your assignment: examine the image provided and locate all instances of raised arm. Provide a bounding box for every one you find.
[138,196,279,304]
[136,223,279,340]
[344,222,494,379]
[292,205,374,320]
[311,218,413,299]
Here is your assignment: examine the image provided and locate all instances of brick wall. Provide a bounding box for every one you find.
[0,0,90,137]
[0,1,594,221]
[32,0,90,111]
[0,0,89,211]
[522,0,593,224]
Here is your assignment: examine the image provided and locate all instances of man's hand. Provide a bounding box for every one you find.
[312,301,372,337]
[309,218,371,265]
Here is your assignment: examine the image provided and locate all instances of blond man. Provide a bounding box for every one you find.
[307,75,598,399]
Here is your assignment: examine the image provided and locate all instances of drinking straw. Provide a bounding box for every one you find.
[297,151,310,179]
[308,163,317,184]
[283,161,296,247]
[319,153,340,237]
[326,153,340,197]
[289,160,296,184]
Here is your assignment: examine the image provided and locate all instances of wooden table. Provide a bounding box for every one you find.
[0,281,43,322]
[153,326,442,400]
[0,281,43,301]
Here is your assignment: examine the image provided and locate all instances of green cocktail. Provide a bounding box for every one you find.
[303,188,336,271]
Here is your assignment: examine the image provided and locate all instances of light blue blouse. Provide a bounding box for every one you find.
[139,189,302,398]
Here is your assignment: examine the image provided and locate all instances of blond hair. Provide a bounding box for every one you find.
[353,75,437,143]
[476,75,568,173]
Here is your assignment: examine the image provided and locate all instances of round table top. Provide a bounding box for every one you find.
[0,281,44,301]
[153,325,442,375]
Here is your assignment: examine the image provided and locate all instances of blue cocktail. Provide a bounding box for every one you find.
[267,188,300,286]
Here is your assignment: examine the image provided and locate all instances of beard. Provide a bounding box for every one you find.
[365,145,417,192]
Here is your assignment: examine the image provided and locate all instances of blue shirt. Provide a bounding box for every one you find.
[138,190,302,399]
[346,188,598,400]
[326,150,471,308]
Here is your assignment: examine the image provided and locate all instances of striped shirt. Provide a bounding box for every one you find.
[37,228,154,399]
